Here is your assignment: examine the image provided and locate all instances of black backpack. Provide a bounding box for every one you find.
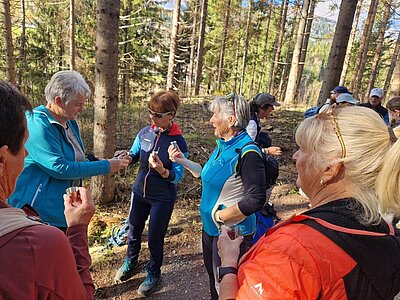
[236,141,279,189]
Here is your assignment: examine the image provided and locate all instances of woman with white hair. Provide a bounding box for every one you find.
[8,71,129,231]
[218,105,400,299]
[169,94,266,299]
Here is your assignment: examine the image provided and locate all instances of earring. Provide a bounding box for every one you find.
[320,179,327,188]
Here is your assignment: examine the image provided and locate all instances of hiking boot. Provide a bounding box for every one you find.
[137,272,160,296]
[114,258,138,283]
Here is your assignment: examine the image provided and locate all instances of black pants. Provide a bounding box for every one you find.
[202,230,252,300]
[126,191,175,276]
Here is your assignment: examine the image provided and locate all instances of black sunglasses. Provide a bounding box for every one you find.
[148,108,173,119]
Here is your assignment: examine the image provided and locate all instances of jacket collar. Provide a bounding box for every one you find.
[150,122,183,136]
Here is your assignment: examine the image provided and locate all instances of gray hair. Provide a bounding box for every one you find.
[45,70,91,104]
[209,94,250,129]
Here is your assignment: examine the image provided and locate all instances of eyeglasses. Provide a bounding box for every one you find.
[316,103,346,159]
[226,93,237,118]
[148,108,173,119]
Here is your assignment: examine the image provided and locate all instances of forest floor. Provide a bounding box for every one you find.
[88,97,310,299]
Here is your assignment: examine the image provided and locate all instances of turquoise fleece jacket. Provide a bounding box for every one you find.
[8,105,110,227]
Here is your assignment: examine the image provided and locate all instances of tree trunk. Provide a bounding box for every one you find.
[256,0,273,93]
[250,13,261,95]
[91,0,120,204]
[317,0,358,106]
[2,0,17,85]
[194,0,208,95]
[278,6,299,99]
[166,0,181,90]
[284,0,310,104]
[296,0,315,99]
[18,0,26,87]
[239,0,253,94]
[217,0,231,91]
[366,0,392,97]
[121,0,132,104]
[233,34,241,92]
[187,0,199,94]
[349,0,379,98]
[268,0,289,94]
[69,0,76,70]
[340,0,363,86]
[385,32,400,98]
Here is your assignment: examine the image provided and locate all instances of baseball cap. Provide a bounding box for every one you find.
[330,86,351,94]
[336,93,359,105]
[370,88,384,98]
[253,93,280,107]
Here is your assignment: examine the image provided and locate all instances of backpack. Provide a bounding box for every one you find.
[304,106,319,118]
[108,219,129,247]
[236,141,279,189]
[251,201,281,245]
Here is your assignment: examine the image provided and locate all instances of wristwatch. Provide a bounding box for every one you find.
[217,266,238,282]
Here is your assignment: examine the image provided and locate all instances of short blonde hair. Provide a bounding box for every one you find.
[296,106,400,224]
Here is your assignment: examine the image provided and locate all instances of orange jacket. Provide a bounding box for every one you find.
[237,209,400,299]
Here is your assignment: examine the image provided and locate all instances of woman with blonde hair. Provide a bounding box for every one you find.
[218,105,400,299]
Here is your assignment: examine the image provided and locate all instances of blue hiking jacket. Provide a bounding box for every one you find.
[129,123,188,202]
[200,131,264,236]
[8,105,110,227]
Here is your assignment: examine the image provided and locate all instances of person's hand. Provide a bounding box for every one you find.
[108,158,130,173]
[217,226,243,268]
[168,144,185,163]
[148,151,164,172]
[64,187,95,227]
[266,146,282,156]
[113,150,133,162]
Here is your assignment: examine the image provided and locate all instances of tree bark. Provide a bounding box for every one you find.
[256,0,273,93]
[217,0,231,91]
[317,0,358,106]
[268,0,289,94]
[18,0,26,87]
[284,0,310,104]
[349,0,379,98]
[278,6,299,99]
[194,0,208,95]
[385,32,400,98]
[239,0,253,94]
[166,0,181,90]
[295,0,315,99]
[366,0,392,97]
[69,0,76,70]
[91,0,120,204]
[2,0,17,85]
[340,0,363,86]
[187,0,199,94]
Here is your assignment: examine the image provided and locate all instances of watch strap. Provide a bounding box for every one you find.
[217,266,238,282]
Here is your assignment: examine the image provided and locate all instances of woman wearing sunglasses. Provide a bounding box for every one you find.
[113,90,188,296]
[168,94,267,300]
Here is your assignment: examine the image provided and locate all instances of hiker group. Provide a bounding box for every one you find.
[0,71,399,299]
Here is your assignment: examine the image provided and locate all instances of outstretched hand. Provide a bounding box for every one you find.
[64,187,95,227]
[168,144,184,163]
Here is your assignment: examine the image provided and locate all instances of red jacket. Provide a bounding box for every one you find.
[0,201,94,299]
[236,199,400,299]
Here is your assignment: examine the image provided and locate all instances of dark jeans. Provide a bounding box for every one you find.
[126,191,175,276]
[202,230,252,300]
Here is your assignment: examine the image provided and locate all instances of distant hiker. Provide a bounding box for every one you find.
[217,105,400,299]
[387,96,400,129]
[360,88,389,125]
[318,85,352,113]
[0,80,96,299]
[8,71,129,231]
[169,94,266,300]
[304,85,351,118]
[247,93,282,156]
[113,91,188,296]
